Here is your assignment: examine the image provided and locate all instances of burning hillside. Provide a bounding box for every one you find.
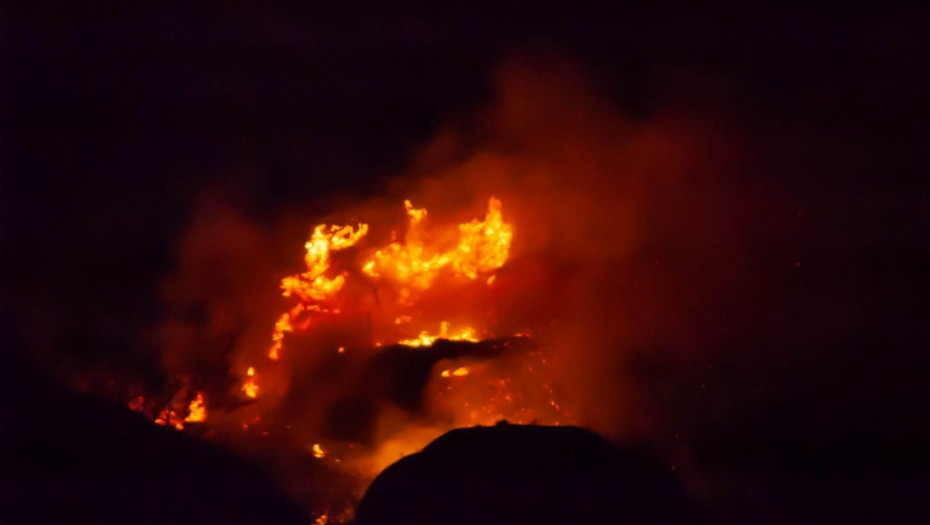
[111,54,753,522]
[132,193,573,520]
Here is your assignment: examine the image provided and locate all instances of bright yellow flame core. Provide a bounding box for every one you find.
[284,224,368,303]
[362,197,513,290]
[440,367,470,378]
[184,392,207,423]
[265,197,512,361]
[242,366,259,399]
[269,223,368,359]
[399,321,478,347]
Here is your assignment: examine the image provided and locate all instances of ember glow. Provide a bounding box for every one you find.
[397,321,479,347]
[360,197,513,292]
[441,367,470,378]
[241,366,258,399]
[155,408,185,430]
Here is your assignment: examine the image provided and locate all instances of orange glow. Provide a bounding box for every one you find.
[255,197,527,486]
[128,396,145,412]
[440,367,470,378]
[270,223,368,359]
[362,197,512,292]
[453,196,513,279]
[155,408,184,430]
[184,392,207,423]
[266,197,512,361]
[242,366,259,399]
[399,321,479,347]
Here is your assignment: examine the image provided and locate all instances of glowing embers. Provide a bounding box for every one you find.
[453,196,513,279]
[154,408,185,430]
[242,366,259,399]
[130,392,207,430]
[398,321,479,348]
[430,345,567,429]
[440,367,470,378]
[282,224,368,303]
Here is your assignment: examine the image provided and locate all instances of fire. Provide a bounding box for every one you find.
[361,197,512,292]
[440,367,470,378]
[242,366,258,399]
[453,196,513,279]
[155,408,185,430]
[398,321,479,347]
[270,223,369,359]
[184,392,207,423]
[265,196,512,360]
[165,194,570,515]
[128,396,145,412]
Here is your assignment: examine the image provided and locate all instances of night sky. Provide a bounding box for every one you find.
[3,2,929,523]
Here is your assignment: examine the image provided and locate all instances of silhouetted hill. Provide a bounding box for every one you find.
[0,334,305,525]
[355,422,699,525]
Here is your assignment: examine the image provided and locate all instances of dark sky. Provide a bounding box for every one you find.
[3,0,929,460]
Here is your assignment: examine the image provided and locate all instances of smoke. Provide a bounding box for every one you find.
[158,51,765,508]
[390,52,750,441]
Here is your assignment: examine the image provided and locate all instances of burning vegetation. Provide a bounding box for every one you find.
[136,193,570,520]
[267,196,512,364]
[130,56,741,522]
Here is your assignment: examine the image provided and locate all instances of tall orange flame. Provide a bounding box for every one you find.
[184,392,206,423]
[265,196,512,361]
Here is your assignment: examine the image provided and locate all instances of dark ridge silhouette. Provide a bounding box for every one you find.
[354,422,700,525]
[0,323,306,525]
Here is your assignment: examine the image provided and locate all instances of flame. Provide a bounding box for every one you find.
[440,367,470,378]
[155,408,185,430]
[184,392,207,423]
[312,443,327,459]
[270,223,368,359]
[242,366,259,399]
[362,197,512,292]
[398,321,479,347]
[267,197,512,359]
[453,196,513,279]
